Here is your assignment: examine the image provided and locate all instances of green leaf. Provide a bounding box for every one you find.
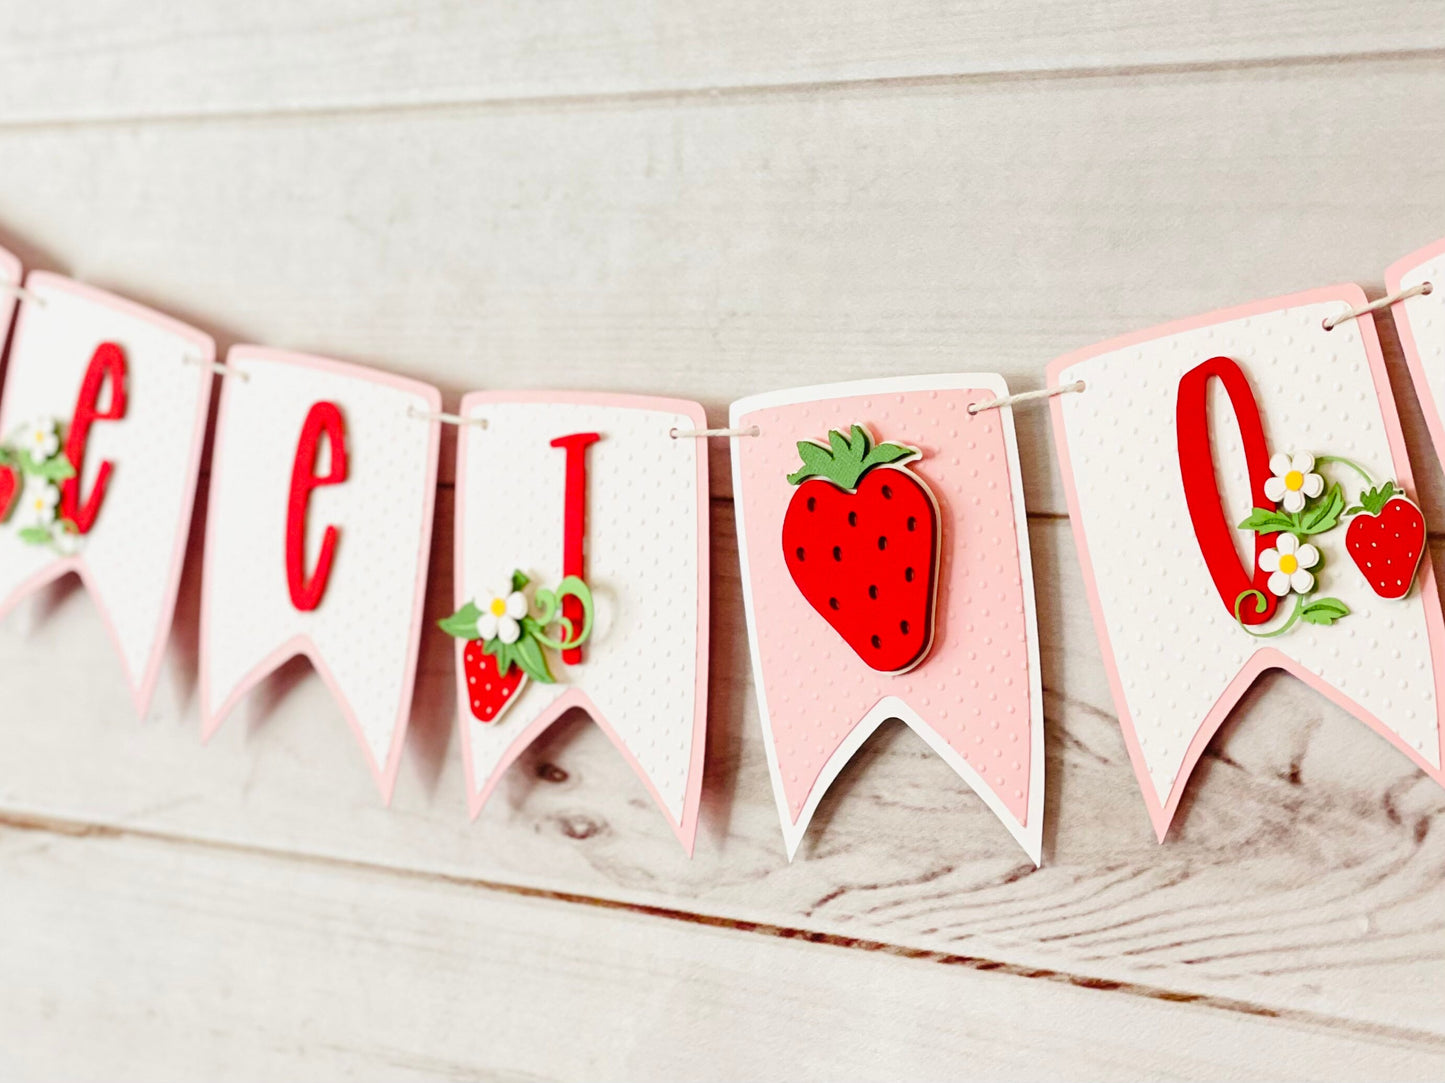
[828,429,850,457]
[17,526,52,546]
[1300,597,1350,626]
[512,634,554,684]
[20,451,75,482]
[785,424,918,489]
[1352,481,1399,517]
[510,569,530,593]
[1296,483,1344,535]
[860,442,917,471]
[1237,507,1297,534]
[437,601,482,640]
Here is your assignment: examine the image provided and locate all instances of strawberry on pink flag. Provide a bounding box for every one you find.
[199,347,441,801]
[1050,286,1445,840]
[730,375,1045,863]
[0,266,214,717]
[445,392,710,853]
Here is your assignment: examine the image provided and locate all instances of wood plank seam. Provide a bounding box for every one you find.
[1,802,1443,1053]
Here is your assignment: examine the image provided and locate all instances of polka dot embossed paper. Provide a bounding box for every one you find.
[1049,286,1445,841]
[200,347,442,801]
[0,269,215,718]
[730,375,1045,863]
[451,392,710,853]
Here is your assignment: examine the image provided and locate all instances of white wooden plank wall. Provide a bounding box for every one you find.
[1,3,1445,1078]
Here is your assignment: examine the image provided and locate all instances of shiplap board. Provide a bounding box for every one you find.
[4,486,1445,1039]
[2,1,1443,125]
[6,825,1443,1081]
[1,56,1444,517]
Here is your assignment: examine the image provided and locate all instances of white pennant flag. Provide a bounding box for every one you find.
[0,270,214,716]
[444,392,709,851]
[1050,287,1445,839]
[200,347,441,800]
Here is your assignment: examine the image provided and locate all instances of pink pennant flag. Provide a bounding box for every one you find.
[199,347,442,800]
[0,268,214,716]
[1050,286,1445,840]
[444,392,710,852]
[730,375,1044,862]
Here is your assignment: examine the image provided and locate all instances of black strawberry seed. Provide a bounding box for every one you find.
[870,634,881,649]
[795,546,805,561]
[868,584,878,600]
[848,511,857,526]
[906,516,916,532]
[828,597,839,610]
[806,496,816,512]
[881,485,893,499]
[904,566,915,582]
[833,545,842,561]
[900,620,910,636]
[877,535,888,550]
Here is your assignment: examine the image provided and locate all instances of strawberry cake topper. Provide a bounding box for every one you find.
[782,423,940,673]
[439,569,595,725]
[0,417,81,551]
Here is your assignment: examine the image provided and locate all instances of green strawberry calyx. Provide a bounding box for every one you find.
[786,424,919,491]
[1345,481,1401,518]
[438,569,595,685]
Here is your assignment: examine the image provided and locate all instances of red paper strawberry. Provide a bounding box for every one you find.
[440,570,597,725]
[0,463,18,523]
[1345,482,1426,600]
[461,639,527,723]
[782,424,940,673]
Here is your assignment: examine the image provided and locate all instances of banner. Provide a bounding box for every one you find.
[0,268,214,716]
[441,391,710,852]
[199,347,442,801]
[731,375,1044,862]
[1050,286,1445,839]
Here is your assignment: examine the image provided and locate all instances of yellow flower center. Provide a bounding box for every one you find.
[489,597,508,617]
[1284,470,1304,491]
[1277,553,1299,575]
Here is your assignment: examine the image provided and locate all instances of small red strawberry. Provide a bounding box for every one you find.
[1345,481,1426,600]
[782,424,940,673]
[461,639,527,724]
[0,463,17,523]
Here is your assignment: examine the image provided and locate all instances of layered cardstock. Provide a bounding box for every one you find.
[1050,286,1445,840]
[449,392,709,852]
[0,270,214,716]
[731,375,1045,863]
[1387,237,1445,470]
[200,347,441,800]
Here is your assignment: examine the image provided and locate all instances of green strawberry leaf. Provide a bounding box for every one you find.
[1237,507,1297,534]
[1297,483,1344,535]
[860,442,917,470]
[437,601,482,640]
[828,429,850,457]
[1351,481,1399,517]
[785,424,920,489]
[17,526,52,546]
[1300,597,1350,626]
[510,569,530,593]
[511,633,555,684]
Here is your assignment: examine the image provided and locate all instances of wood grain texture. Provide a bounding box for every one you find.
[4,7,1445,1076]
[1,0,1442,124]
[6,824,1443,1082]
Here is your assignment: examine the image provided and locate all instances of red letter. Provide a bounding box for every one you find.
[287,402,348,611]
[61,342,128,534]
[550,432,600,664]
[1176,356,1278,626]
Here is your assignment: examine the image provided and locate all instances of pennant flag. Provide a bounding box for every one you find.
[199,347,441,800]
[730,375,1044,863]
[443,392,709,852]
[1050,286,1445,840]
[1387,237,1445,468]
[0,269,214,716]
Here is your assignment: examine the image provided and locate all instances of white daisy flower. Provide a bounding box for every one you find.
[1259,533,1320,597]
[476,588,529,644]
[18,477,59,528]
[1263,452,1324,514]
[17,417,60,462]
